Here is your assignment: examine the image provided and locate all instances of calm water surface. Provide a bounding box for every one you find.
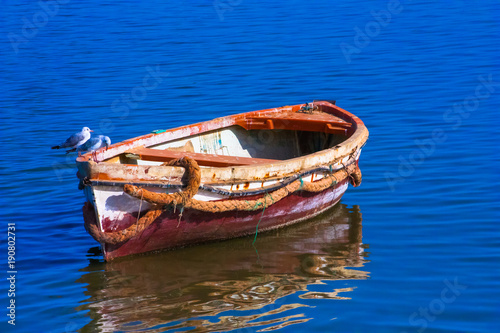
[1,1,499,332]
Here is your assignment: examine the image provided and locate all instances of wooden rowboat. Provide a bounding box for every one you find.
[76,101,369,260]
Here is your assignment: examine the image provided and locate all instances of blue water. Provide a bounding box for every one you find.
[1,1,499,332]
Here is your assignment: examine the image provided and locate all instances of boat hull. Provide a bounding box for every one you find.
[84,179,349,260]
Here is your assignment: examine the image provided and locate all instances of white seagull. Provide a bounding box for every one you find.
[51,127,93,153]
[78,135,111,152]
[77,135,111,159]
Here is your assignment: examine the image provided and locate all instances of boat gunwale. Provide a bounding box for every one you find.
[85,160,360,197]
[76,101,368,184]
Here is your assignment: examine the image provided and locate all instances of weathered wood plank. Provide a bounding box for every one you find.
[126,147,279,167]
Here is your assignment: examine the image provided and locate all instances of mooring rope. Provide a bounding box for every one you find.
[84,156,362,245]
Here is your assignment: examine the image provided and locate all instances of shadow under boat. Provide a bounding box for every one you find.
[76,203,368,332]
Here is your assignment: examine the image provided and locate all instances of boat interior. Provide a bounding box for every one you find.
[106,110,354,167]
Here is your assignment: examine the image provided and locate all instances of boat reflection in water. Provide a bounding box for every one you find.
[77,203,368,332]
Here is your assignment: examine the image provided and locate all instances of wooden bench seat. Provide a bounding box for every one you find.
[235,112,352,135]
[125,147,279,167]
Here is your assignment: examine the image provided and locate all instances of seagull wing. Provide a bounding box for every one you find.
[80,137,93,150]
[60,131,87,148]
[79,137,100,152]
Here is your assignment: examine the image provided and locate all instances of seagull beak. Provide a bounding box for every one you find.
[90,130,94,132]
[105,143,109,151]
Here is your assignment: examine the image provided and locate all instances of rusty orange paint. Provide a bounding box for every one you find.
[235,112,351,134]
[94,173,125,181]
